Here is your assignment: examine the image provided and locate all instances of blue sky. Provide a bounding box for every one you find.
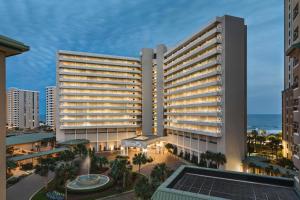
[1,0,283,116]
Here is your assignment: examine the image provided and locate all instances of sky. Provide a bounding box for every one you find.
[0,0,283,117]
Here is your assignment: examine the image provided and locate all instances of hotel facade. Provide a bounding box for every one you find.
[56,15,247,170]
[46,86,57,129]
[284,0,300,186]
[7,88,39,129]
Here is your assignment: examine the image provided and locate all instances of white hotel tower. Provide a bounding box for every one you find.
[56,15,246,170]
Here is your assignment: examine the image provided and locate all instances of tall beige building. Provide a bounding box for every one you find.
[46,86,56,129]
[7,88,39,129]
[56,51,142,151]
[285,0,300,186]
[57,15,246,171]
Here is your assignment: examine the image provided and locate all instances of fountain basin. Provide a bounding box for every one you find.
[67,174,110,191]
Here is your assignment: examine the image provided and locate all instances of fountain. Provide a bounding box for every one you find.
[66,151,110,192]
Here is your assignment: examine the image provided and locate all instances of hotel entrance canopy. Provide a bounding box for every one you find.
[121,135,164,149]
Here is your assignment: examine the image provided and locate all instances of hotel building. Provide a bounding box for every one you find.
[57,15,246,170]
[0,35,29,200]
[7,88,39,129]
[285,0,300,187]
[46,86,56,129]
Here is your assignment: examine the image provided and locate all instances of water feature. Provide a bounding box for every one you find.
[67,150,110,191]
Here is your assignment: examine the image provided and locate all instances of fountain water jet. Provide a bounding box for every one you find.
[67,149,110,192]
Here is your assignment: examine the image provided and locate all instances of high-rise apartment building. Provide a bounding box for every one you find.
[7,88,39,129]
[283,0,298,159]
[164,15,247,171]
[57,15,246,170]
[56,51,142,151]
[285,0,300,186]
[46,86,56,129]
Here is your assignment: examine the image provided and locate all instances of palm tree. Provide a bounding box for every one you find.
[205,151,214,168]
[251,130,258,152]
[150,163,170,182]
[110,158,130,188]
[74,144,87,158]
[133,153,148,173]
[59,150,75,163]
[268,136,281,159]
[134,176,153,200]
[35,157,56,190]
[215,153,227,168]
[55,163,78,185]
[257,135,266,152]
[96,156,109,170]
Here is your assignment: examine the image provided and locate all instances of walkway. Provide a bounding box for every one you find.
[7,172,54,200]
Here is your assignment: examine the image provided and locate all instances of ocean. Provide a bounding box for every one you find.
[247,114,281,133]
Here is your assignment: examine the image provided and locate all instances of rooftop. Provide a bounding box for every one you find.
[0,35,29,57]
[152,165,300,200]
[8,147,68,162]
[6,132,55,146]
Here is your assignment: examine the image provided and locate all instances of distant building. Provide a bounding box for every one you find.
[46,86,56,129]
[0,35,29,200]
[56,15,246,171]
[7,88,39,129]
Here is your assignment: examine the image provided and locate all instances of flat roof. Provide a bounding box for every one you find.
[121,135,162,148]
[152,166,300,200]
[6,133,55,146]
[8,147,68,162]
[58,50,140,62]
[0,35,29,57]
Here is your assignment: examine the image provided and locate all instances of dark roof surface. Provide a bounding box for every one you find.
[172,173,298,200]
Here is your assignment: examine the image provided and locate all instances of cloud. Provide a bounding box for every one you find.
[0,0,283,116]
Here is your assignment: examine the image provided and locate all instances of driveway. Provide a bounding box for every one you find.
[7,172,54,200]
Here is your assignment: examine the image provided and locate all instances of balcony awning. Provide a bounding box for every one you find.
[0,35,29,57]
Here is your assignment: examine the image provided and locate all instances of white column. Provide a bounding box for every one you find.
[198,135,200,163]
[106,129,108,150]
[96,128,99,152]
[206,136,208,151]
[0,53,6,200]
[75,129,77,140]
[190,133,192,160]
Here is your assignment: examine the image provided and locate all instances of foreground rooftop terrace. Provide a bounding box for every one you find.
[152,165,300,200]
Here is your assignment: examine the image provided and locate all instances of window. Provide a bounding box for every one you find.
[294,27,299,41]
[294,3,299,20]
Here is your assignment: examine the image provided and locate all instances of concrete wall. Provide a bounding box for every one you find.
[219,15,247,171]
[141,48,154,135]
[0,52,6,200]
[155,44,167,136]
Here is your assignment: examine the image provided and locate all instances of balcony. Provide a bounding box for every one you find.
[295,132,300,145]
[293,154,300,169]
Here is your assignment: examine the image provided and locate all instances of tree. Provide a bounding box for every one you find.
[59,150,75,162]
[134,176,153,200]
[251,130,258,152]
[133,153,148,173]
[268,136,282,159]
[55,163,78,186]
[257,135,266,152]
[74,144,87,158]
[165,143,174,153]
[96,156,109,170]
[35,158,56,190]
[6,160,17,177]
[205,151,214,168]
[110,158,130,188]
[215,152,227,168]
[150,163,170,183]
